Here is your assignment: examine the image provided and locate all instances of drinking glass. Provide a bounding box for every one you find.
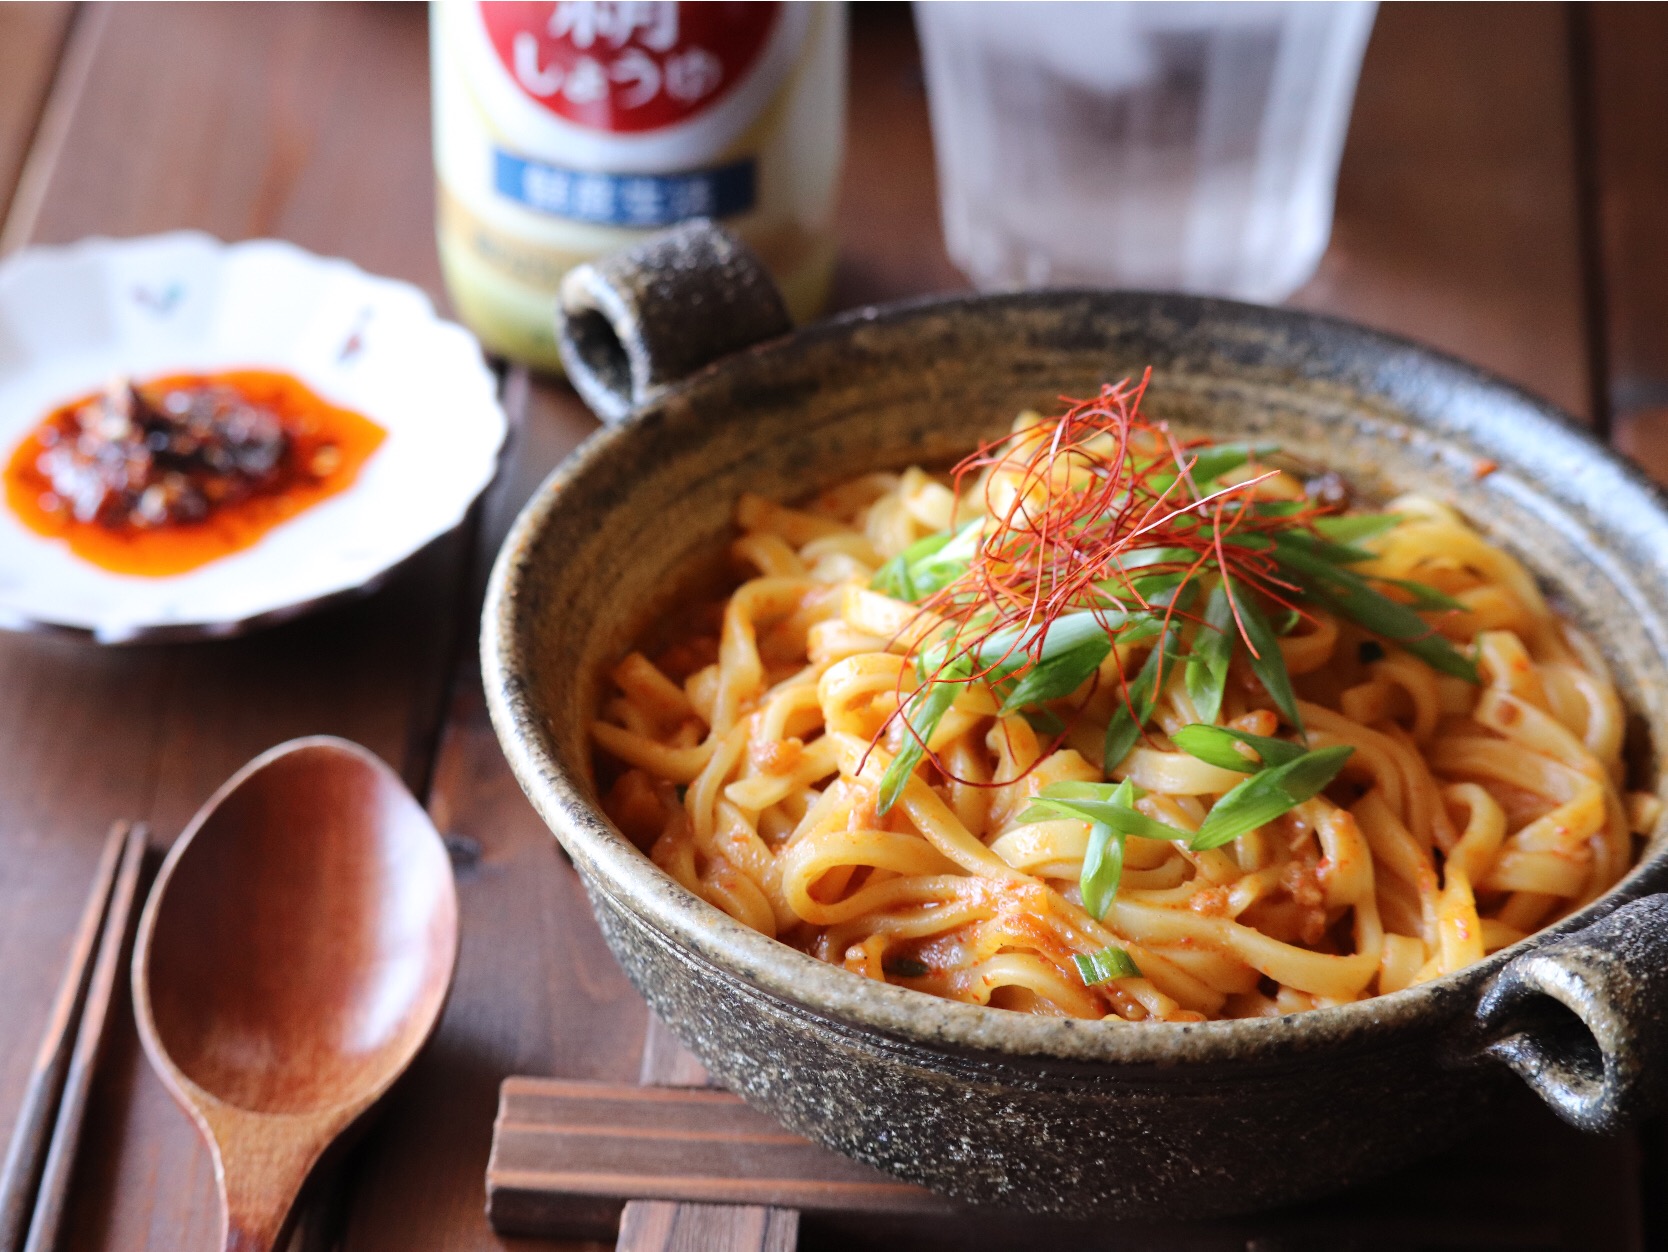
[913,1,1377,302]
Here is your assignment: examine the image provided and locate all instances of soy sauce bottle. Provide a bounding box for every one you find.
[432,1,847,370]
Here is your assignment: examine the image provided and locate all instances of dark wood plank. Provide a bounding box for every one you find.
[0,2,73,237]
[10,2,444,296]
[616,1201,796,1252]
[332,375,628,1252]
[0,6,476,1251]
[1581,6,1668,1244]
[489,1081,948,1237]
[1292,1,1593,420]
[1586,3,1668,478]
[829,4,963,311]
[624,1007,767,1247]
[636,1017,709,1091]
[0,822,125,1252]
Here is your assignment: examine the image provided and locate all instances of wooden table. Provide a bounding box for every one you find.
[0,4,1664,1249]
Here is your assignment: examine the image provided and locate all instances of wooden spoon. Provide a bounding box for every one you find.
[132,737,459,1252]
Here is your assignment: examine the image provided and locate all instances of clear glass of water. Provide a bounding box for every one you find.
[913,1,1378,302]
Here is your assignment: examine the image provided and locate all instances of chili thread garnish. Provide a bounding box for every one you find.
[864,374,1474,812]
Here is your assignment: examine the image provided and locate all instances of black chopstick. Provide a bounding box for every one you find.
[0,822,146,1252]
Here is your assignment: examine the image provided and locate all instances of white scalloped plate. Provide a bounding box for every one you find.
[0,233,508,642]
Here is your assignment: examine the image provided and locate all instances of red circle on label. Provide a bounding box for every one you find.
[479,2,781,133]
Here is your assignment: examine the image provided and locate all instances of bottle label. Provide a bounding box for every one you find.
[443,1,807,176]
[433,0,842,365]
[492,150,754,226]
[479,2,781,133]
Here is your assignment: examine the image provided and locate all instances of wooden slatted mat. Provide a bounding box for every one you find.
[489,1079,951,1235]
[618,1015,798,1252]
[489,1020,1640,1252]
[617,1202,798,1252]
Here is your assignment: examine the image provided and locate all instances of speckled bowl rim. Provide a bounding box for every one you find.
[484,289,1668,1068]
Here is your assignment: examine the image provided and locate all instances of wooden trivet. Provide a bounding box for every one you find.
[487,1075,956,1238]
[618,1018,801,1251]
[488,1017,1647,1251]
[489,1017,958,1250]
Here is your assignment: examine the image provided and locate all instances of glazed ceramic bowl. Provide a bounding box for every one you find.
[483,224,1668,1219]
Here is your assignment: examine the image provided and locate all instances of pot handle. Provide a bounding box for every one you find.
[1475,892,1668,1133]
[554,218,793,424]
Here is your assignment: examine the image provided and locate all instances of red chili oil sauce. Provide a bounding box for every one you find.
[4,369,386,577]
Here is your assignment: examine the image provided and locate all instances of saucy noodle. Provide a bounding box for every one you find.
[590,391,1655,1022]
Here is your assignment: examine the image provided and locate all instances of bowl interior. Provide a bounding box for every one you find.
[488,291,1668,1063]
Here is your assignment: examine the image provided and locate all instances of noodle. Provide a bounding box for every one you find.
[589,395,1652,1022]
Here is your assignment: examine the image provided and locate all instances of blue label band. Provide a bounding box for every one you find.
[493,149,756,226]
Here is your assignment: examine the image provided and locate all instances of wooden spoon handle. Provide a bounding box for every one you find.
[213,1121,324,1252]
[221,1179,309,1251]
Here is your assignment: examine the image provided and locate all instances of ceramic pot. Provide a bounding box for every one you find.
[482,222,1668,1219]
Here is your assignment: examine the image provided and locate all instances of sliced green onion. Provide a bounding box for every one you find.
[1310,581,1478,681]
[1001,634,1111,712]
[870,529,951,600]
[876,657,969,814]
[1109,616,1164,647]
[1074,946,1142,985]
[1020,786,1188,843]
[1371,576,1467,611]
[1028,779,1112,801]
[1226,576,1305,734]
[1274,539,1478,681]
[1185,582,1235,725]
[1113,546,1198,574]
[977,608,1137,667]
[909,518,982,597]
[1182,441,1280,486]
[1311,513,1403,543]
[1129,571,1189,598]
[1154,577,1202,615]
[1252,500,1307,519]
[1021,707,1067,737]
[1275,527,1378,566]
[1190,744,1355,850]
[1170,723,1309,773]
[1079,820,1125,922]
[869,520,982,602]
[1102,625,1180,772]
